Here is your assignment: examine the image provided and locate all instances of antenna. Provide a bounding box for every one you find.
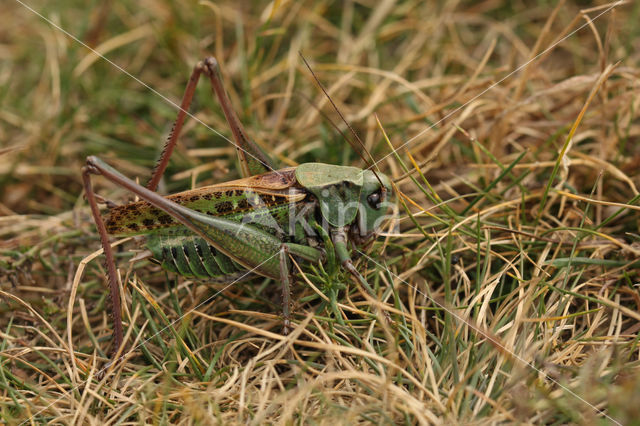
[299,53,388,199]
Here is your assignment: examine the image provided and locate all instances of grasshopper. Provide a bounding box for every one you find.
[82,57,395,363]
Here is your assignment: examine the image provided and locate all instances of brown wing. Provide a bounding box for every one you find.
[105,168,306,235]
[173,167,299,196]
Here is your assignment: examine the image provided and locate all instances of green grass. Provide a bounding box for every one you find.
[2,0,640,423]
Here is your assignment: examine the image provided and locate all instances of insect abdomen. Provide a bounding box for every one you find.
[147,232,243,280]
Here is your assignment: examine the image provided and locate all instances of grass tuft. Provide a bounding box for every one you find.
[1,0,640,423]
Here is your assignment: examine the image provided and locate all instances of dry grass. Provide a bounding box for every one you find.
[1,0,640,424]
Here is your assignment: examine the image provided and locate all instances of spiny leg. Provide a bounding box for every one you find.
[104,57,254,346]
[147,61,205,191]
[82,165,124,357]
[147,57,276,192]
[200,57,275,177]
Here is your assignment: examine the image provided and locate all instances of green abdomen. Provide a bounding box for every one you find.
[146,202,311,280]
[147,231,247,281]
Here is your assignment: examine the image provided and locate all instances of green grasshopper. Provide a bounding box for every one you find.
[82,57,395,363]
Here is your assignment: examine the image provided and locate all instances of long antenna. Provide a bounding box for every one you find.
[295,92,362,157]
[299,53,387,198]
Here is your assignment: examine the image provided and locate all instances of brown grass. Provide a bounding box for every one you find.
[1,0,640,424]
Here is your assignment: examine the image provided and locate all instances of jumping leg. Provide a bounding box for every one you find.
[147,62,205,191]
[82,165,124,356]
[147,57,277,192]
[200,57,276,177]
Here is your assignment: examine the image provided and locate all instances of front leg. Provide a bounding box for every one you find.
[331,227,391,325]
[331,227,378,298]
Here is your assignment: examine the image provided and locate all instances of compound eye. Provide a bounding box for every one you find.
[367,191,381,209]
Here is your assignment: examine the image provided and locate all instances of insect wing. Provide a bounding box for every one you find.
[106,168,305,235]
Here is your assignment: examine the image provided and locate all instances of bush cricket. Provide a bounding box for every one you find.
[82,57,395,364]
